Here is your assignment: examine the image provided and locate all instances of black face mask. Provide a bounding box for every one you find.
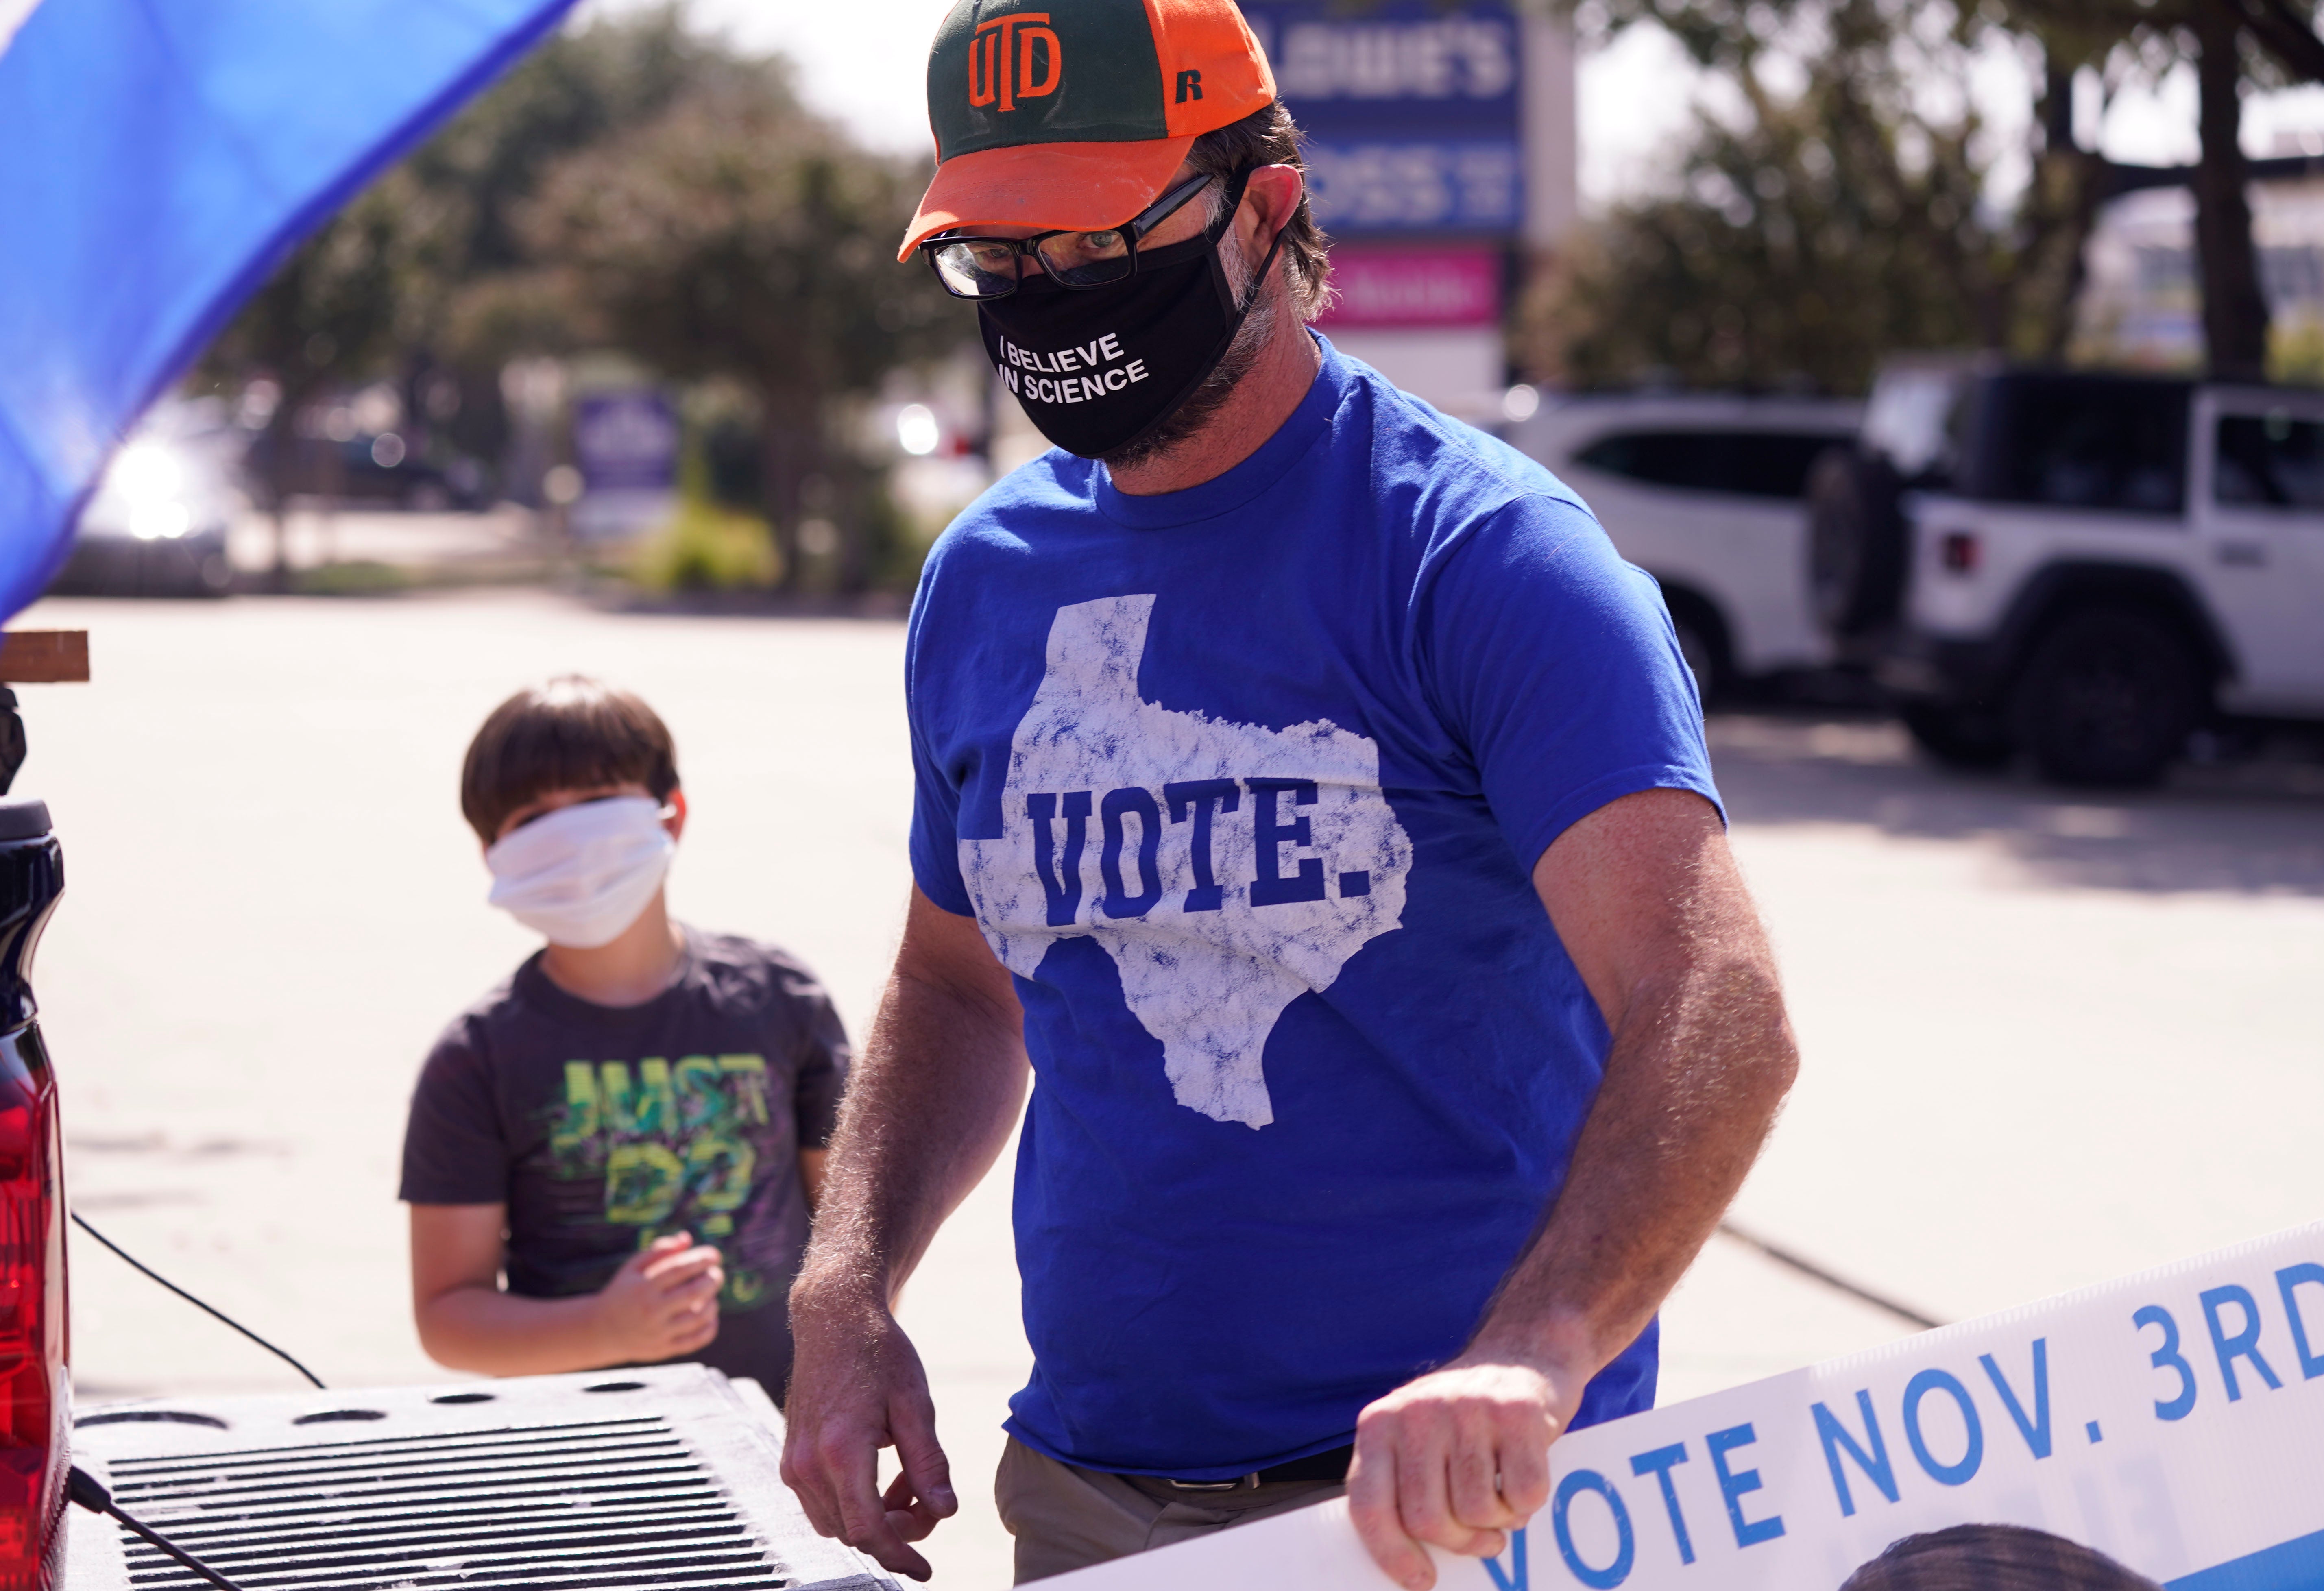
[977,210,1286,460]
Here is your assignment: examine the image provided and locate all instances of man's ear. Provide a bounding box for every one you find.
[664,787,689,843]
[1241,163,1304,257]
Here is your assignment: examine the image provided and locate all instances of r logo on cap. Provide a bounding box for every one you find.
[969,12,1062,113]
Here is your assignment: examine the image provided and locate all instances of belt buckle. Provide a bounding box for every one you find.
[1166,1474,1255,1492]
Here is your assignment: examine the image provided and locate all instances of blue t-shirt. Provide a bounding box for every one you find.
[905,339,1720,1479]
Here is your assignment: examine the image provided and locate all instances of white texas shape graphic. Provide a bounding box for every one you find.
[961,595,1413,1128]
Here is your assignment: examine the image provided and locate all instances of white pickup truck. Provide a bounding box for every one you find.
[1812,360,2324,785]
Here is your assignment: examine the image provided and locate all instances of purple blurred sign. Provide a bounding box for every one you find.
[1239,0,1522,239]
[572,390,678,494]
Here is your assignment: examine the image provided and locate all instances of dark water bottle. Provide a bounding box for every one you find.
[0,798,67,1591]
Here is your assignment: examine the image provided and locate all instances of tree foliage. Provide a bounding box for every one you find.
[201,5,961,586]
[2002,0,2324,378]
[518,69,953,583]
[1546,4,1998,391]
[1542,0,2324,387]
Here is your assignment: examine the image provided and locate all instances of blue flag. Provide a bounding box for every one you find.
[0,0,580,620]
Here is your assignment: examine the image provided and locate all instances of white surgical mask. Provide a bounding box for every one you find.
[485,796,674,948]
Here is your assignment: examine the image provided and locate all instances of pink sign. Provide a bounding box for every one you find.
[1317,247,1501,329]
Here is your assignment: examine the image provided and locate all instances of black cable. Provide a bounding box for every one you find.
[68,1210,327,1389]
[1718,1218,1946,1331]
[68,1466,251,1591]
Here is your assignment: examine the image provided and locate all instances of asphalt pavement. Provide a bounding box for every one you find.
[18,591,2324,1589]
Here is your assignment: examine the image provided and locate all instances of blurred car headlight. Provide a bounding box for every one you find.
[109,439,184,502]
[897,404,940,457]
[129,501,193,540]
[104,440,196,538]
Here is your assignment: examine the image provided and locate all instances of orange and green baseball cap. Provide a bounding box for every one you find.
[897,0,1278,262]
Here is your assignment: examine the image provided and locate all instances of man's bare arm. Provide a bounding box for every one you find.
[1348,787,1799,1589]
[781,887,1031,1581]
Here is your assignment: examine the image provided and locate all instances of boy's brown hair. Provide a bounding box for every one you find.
[1840,1525,2163,1591]
[461,676,680,845]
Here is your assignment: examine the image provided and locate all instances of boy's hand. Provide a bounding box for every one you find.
[594,1233,724,1364]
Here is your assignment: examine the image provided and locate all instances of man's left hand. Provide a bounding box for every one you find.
[1345,1355,1577,1590]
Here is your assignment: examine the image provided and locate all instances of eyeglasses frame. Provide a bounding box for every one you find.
[920,165,1254,299]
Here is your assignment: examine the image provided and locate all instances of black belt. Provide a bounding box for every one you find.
[1164,1443,1355,1491]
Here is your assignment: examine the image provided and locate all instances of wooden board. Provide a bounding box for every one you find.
[0,630,90,683]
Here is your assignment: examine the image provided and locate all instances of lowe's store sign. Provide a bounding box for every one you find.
[1242,0,1521,237]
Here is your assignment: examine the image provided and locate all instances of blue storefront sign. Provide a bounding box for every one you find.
[1240,0,1522,238]
[572,390,679,494]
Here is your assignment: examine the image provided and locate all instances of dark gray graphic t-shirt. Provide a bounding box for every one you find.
[399,928,850,1395]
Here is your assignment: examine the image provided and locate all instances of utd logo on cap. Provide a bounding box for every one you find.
[968,12,1062,112]
[901,0,1278,259]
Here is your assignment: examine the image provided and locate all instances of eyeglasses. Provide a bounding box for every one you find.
[920,168,1243,299]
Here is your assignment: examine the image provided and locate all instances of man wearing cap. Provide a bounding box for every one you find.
[782,1,1800,1585]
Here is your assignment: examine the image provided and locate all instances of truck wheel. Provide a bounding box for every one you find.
[1673,616,1724,705]
[1658,586,1731,706]
[2011,609,2201,788]
[1900,701,2014,769]
[1806,447,1907,639]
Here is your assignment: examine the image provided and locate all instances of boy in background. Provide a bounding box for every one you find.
[400,676,849,1395]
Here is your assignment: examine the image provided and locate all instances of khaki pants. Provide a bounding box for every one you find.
[996,1437,1347,1584]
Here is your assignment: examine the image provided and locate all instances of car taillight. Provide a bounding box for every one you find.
[0,1036,65,1591]
[1940,530,1980,574]
[0,801,67,1591]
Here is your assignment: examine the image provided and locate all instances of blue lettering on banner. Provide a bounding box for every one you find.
[2200,1284,2285,1401]
[1028,791,1091,926]
[1163,778,1240,912]
[1099,787,1165,919]
[1551,1475,1633,1589]
[1248,778,1328,906]
[2135,1303,2200,1421]
[1902,1369,1984,1487]
[1483,1526,1530,1591]
[2279,1263,2324,1378]
[1811,1390,1898,1517]
[2086,1419,2104,1443]
[1705,1424,1785,1548]
[1627,1444,1695,1565]
[1980,1339,2054,1459]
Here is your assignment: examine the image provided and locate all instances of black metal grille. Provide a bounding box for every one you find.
[101,1414,793,1589]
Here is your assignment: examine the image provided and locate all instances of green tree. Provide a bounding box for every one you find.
[2005,0,2324,380]
[1561,0,2324,382]
[519,68,955,590]
[205,9,718,479]
[1543,0,2044,389]
[199,175,420,583]
[200,4,961,590]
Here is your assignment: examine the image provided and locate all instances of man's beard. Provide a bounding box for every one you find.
[1099,224,1278,473]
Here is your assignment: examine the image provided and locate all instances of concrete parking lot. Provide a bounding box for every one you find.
[18,590,2324,1589]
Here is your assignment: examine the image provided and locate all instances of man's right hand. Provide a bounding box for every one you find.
[781,1282,957,1581]
[593,1232,724,1364]
[780,890,1029,1580]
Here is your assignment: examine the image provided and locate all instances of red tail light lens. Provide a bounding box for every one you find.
[1940,530,1980,574]
[0,1030,66,1591]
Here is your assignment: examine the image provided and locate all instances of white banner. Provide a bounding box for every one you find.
[1053,1221,2324,1590]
